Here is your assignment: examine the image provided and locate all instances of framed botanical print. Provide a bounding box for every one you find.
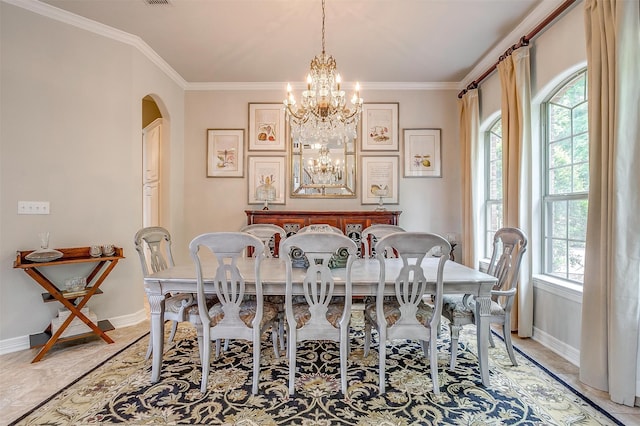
[247,156,286,205]
[206,129,244,177]
[361,156,399,205]
[248,103,286,151]
[403,128,442,177]
[361,103,399,151]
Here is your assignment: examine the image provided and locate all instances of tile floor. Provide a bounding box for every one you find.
[0,321,638,426]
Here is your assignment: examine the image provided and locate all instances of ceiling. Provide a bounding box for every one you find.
[36,0,551,88]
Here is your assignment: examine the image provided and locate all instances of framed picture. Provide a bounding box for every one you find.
[206,129,244,177]
[248,156,286,205]
[361,156,399,205]
[361,103,399,151]
[248,103,286,151]
[403,128,442,177]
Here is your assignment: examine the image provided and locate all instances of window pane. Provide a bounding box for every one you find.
[551,200,567,238]
[549,166,572,194]
[487,202,503,230]
[549,139,571,168]
[549,104,571,141]
[551,73,587,107]
[568,240,586,282]
[573,162,589,192]
[489,159,502,199]
[550,239,568,279]
[573,102,588,134]
[485,118,503,258]
[573,133,588,163]
[568,199,588,240]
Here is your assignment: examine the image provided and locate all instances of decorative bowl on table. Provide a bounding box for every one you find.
[25,249,63,263]
[64,277,87,293]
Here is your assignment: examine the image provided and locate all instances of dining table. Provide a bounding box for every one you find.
[144,257,498,386]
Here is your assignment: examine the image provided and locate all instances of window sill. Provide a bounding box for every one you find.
[532,274,583,304]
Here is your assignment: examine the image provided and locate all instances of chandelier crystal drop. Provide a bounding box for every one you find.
[284,0,363,145]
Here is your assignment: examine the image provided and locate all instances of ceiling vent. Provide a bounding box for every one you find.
[145,0,171,5]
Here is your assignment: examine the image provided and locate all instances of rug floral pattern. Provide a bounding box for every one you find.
[13,315,621,425]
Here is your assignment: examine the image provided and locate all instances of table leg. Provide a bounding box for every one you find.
[475,295,491,386]
[148,294,166,383]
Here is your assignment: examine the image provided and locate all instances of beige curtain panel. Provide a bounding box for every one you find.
[497,47,533,338]
[580,0,640,407]
[457,89,481,270]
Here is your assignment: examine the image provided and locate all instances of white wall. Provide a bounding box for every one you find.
[179,89,463,262]
[478,4,586,365]
[0,2,184,350]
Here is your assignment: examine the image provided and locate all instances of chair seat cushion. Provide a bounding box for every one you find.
[165,293,195,313]
[442,295,505,324]
[207,300,279,328]
[291,303,345,328]
[442,295,475,323]
[364,301,434,327]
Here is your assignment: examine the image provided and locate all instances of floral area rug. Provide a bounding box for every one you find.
[12,313,622,426]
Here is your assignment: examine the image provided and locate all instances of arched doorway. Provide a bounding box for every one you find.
[142,96,162,228]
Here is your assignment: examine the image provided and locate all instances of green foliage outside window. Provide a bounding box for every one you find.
[485,119,503,257]
[544,71,588,283]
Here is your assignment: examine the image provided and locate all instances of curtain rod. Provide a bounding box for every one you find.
[457,0,578,99]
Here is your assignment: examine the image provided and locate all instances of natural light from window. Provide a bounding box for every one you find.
[485,119,503,258]
[543,70,588,283]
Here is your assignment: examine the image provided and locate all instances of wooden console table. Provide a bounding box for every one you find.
[13,246,124,362]
[245,210,401,257]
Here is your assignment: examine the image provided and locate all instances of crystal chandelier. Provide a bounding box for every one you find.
[305,144,343,184]
[284,0,363,145]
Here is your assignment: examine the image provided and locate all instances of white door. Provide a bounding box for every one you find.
[143,181,160,228]
[142,118,161,227]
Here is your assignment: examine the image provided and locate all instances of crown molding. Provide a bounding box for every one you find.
[4,0,188,89]
[185,81,460,91]
[459,0,578,89]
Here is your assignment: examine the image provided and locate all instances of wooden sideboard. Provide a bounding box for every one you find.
[245,210,401,258]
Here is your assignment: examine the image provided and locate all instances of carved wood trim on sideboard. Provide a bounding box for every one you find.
[245,210,402,257]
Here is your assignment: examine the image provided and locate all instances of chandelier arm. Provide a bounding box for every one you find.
[342,107,362,121]
[285,105,307,121]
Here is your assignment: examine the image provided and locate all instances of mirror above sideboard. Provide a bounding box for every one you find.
[290,136,357,198]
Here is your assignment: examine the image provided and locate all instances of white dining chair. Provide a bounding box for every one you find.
[240,223,287,354]
[361,224,405,258]
[364,232,450,394]
[442,227,527,370]
[280,232,358,396]
[189,232,279,394]
[135,226,200,360]
[240,223,286,258]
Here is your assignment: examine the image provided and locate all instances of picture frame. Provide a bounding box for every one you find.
[361,156,399,205]
[206,129,244,177]
[403,128,442,177]
[248,156,286,205]
[361,103,399,151]
[248,103,286,151]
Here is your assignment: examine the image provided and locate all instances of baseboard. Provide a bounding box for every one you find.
[0,309,148,356]
[532,326,580,367]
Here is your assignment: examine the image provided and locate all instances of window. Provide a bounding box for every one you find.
[485,119,503,257]
[543,71,588,283]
